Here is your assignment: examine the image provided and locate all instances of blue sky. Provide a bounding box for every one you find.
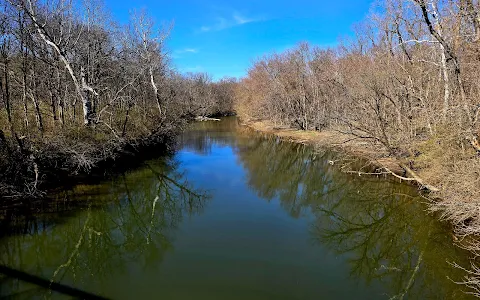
[104,0,374,80]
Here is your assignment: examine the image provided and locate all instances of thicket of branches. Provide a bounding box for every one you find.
[236,0,480,207]
[235,0,480,290]
[0,0,235,200]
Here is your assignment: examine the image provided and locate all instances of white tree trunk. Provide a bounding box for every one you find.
[142,29,162,117]
[428,2,450,121]
[23,0,95,125]
[440,45,450,121]
[80,67,94,125]
[149,66,162,116]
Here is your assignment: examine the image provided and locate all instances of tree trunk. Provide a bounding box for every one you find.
[29,92,43,132]
[22,69,29,129]
[80,67,94,125]
[30,56,44,132]
[440,44,450,121]
[21,0,95,125]
[18,11,29,131]
[122,104,132,137]
[416,0,470,122]
[21,44,29,130]
[465,0,480,41]
[50,90,58,122]
[2,58,15,136]
[149,66,162,117]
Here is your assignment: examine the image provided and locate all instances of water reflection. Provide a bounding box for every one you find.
[0,117,474,299]
[0,158,207,298]
[177,118,472,298]
[178,119,239,155]
[231,122,471,299]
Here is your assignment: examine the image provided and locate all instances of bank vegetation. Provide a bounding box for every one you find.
[234,0,480,294]
[0,0,235,203]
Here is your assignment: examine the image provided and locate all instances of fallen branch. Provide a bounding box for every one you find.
[345,170,390,176]
[399,163,440,192]
[345,161,440,193]
[195,116,220,122]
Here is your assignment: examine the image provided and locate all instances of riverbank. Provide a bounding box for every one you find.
[1,117,472,299]
[0,121,184,208]
[241,118,480,291]
[242,119,412,181]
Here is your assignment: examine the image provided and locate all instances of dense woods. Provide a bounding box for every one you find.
[234,0,480,291]
[0,0,234,201]
[235,2,479,232]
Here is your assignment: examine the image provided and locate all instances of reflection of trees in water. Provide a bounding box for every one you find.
[1,119,473,298]
[178,117,242,155]
[0,158,208,298]
[236,136,472,299]
[237,136,345,218]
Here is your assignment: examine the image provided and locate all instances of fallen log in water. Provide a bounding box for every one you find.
[195,116,221,122]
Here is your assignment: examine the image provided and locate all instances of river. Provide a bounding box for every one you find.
[0,117,473,299]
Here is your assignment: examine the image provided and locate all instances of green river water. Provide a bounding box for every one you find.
[0,117,474,299]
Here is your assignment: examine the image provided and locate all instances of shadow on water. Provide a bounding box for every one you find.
[0,117,475,299]
[0,265,108,299]
[0,157,208,299]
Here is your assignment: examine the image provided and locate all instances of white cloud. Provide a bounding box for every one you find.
[182,48,199,53]
[172,48,199,58]
[233,14,255,25]
[198,12,264,32]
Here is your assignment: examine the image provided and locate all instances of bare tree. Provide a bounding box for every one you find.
[130,10,171,118]
[9,0,98,125]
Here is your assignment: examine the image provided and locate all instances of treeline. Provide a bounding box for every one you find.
[0,0,234,200]
[237,1,480,147]
[236,1,480,220]
[235,0,480,286]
